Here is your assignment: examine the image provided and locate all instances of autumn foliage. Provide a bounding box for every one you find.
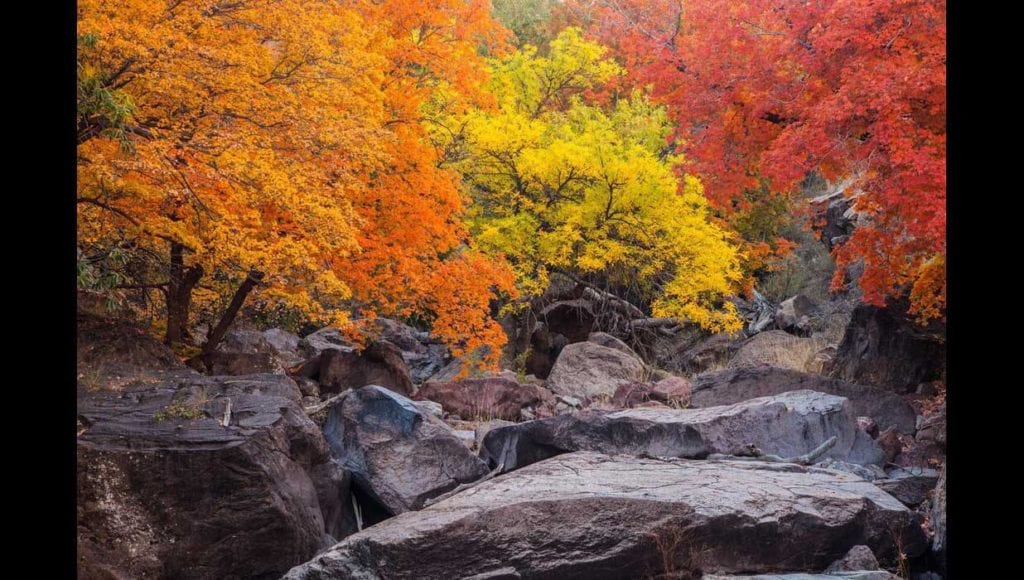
[77,0,946,368]
[77,0,515,364]
[439,28,743,331]
[559,0,946,321]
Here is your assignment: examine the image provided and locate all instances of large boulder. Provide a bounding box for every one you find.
[828,302,945,394]
[77,372,349,580]
[319,340,413,396]
[480,390,883,473]
[215,327,305,369]
[323,385,489,516]
[691,367,917,434]
[546,341,647,401]
[283,452,926,579]
[416,377,556,422]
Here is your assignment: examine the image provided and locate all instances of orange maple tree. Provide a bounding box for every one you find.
[77,0,516,364]
[559,0,946,320]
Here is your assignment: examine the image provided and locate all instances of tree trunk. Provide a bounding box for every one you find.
[164,242,203,346]
[201,269,265,354]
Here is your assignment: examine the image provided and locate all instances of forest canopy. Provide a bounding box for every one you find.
[77,0,946,367]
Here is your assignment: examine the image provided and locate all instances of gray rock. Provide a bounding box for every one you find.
[586,332,641,360]
[294,376,320,399]
[555,394,583,408]
[299,327,356,359]
[825,545,881,572]
[775,294,817,334]
[78,371,344,580]
[930,463,946,569]
[692,367,917,434]
[480,390,884,473]
[546,341,646,401]
[215,327,305,369]
[425,357,464,383]
[827,302,945,394]
[875,467,940,507]
[915,405,946,448]
[453,430,476,448]
[284,452,925,579]
[370,318,450,384]
[323,385,489,515]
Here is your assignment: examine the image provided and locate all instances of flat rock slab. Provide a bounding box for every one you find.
[691,368,917,434]
[77,372,345,580]
[284,452,925,579]
[480,390,883,473]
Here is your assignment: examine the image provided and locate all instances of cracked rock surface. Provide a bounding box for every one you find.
[77,371,351,580]
[480,390,883,472]
[284,451,925,580]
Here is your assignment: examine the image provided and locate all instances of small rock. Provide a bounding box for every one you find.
[651,376,691,406]
[825,545,881,572]
[555,394,583,408]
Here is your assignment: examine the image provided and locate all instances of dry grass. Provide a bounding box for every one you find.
[727,331,830,374]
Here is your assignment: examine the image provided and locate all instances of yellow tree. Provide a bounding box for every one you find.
[439,28,744,332]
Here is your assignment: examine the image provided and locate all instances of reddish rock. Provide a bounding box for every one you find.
[611,376,691,408]
[876,428,903,465]
[319,340,413,396]
[651,376,692,407]
[416,377,556,422]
